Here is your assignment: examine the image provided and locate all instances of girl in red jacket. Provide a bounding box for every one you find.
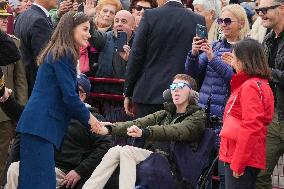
[219,38,274,189]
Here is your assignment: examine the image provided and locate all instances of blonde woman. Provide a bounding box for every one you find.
[185,4,250,189]
[94,0,122,32]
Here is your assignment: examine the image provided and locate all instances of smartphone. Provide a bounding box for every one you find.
[196,24,208,40]
[115,31,127,52]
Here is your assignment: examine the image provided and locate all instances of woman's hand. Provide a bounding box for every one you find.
[200,40,214,61]
[222,52,234,68]
[89,114,101,133]
[233,171,244,179]
[192,36,204,56]
[100,121,114,127]
[127,125,142,138]
[96,126,109,135]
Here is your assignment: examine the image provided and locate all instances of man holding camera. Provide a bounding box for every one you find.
[90,9,135,96]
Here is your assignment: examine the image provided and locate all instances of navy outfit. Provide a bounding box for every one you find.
[16,54,90,189]
[124,1,205,118]
[14,5,53,96]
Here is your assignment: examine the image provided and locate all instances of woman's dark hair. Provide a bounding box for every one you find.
[233,38,271,79]
[37,11,89,66]
[130,0,158,11]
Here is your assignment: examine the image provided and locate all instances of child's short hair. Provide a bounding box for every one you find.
[173,74,197,91]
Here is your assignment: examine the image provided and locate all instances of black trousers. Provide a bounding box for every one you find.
[224,163,260,189]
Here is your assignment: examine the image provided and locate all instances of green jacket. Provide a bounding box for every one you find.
[112,103,206,151]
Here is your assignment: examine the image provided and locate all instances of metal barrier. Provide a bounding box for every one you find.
[88,77,125,101]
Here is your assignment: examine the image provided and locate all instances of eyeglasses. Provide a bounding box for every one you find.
[217,18,238,25]
[255,5,281,15]
[133,5,152,11]
[170,82,192,91]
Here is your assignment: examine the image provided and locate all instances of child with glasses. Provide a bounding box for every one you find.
[82,74,206,189]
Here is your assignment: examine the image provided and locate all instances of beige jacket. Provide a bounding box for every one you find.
[0,35,28,122]
[249,17,267,43]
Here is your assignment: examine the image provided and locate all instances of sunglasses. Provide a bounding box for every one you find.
[134,5,152,11]
[217,18,238,25]
[255,5,281,15]
[170,82,192,91]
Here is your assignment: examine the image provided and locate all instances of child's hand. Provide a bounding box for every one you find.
[127,125,142,138]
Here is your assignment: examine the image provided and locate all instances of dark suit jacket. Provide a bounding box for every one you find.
[14,5,53,96]
[16,54,90,150]
[124,1,205,104]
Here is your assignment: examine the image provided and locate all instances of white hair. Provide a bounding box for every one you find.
[193,0,222,18]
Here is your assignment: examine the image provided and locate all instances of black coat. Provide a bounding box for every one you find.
[0,31,20,66]
[14,5,53,95]
[124,1,205,104]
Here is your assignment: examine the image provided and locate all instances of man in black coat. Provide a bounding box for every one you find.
[14,0,56,96]
[124,0,205,118]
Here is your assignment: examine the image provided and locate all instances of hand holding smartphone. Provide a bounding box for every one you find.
[115,31,127,52]
[196,24,208,40]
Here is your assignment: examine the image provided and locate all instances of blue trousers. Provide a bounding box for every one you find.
[19,133,56,189]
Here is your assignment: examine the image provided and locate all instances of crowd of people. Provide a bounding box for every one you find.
[0,0,283,189]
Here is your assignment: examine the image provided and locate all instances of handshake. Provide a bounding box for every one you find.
[90,121,143,138]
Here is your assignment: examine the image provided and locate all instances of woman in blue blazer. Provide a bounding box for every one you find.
[16,11,100,189]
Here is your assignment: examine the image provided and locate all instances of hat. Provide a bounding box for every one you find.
[0,1,12,16]
[77,73,91,95]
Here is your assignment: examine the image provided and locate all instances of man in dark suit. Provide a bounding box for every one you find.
[14,0,57,96]
[124,0,205,118]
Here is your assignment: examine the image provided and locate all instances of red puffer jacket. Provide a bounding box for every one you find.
[219,72,274,174]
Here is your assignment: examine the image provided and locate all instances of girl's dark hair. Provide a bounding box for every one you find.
[130,0,158,11]
[233,38,271,79]
[37,11,89,66]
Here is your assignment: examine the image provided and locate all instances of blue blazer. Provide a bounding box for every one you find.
[16,54,90,149]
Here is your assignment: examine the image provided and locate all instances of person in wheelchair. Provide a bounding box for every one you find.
[82,74,206,189]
